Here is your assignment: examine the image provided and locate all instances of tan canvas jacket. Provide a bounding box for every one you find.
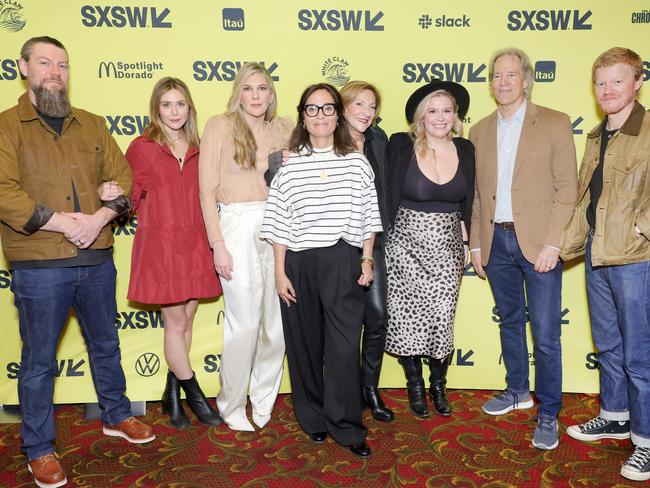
[0,93,132,262]
[561,102,650,266]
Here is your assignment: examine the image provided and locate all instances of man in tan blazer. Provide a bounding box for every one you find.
[469,48,577,450]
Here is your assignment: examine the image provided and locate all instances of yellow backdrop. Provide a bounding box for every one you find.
[1,0,649,403]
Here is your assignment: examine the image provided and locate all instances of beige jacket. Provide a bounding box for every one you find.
[561,102,650,266]
[469,102,578,265]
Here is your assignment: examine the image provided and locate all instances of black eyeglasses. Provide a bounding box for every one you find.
[304,103,336,117]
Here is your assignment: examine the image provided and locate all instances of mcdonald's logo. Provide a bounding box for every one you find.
[135,352,160,377]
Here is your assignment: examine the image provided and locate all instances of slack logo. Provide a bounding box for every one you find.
[222,8,244,30]
[534,60,556,82]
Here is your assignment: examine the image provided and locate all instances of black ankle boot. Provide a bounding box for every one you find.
[363,386,394,422]
[398,356,429,418]
[427,356,451,416]
[161,370,191,429]
[178,373,223,425]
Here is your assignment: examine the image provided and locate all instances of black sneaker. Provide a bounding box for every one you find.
[566,415,630,442]
[621,446,650,482]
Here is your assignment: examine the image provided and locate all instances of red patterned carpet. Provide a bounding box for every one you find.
[0,390,643,487]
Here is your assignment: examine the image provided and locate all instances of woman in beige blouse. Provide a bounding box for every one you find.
[199,62,293,431]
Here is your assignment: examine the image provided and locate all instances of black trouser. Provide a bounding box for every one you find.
[361,246,388,388]
[281,240,367,446]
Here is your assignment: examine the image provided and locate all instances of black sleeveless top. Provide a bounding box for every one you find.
[400,155,466,213]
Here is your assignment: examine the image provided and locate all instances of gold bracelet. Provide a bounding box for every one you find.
[360,257,374,266]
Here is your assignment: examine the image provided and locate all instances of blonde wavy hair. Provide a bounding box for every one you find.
[410,90,463,156]
[144,77,200,149]
[226,63,278,169]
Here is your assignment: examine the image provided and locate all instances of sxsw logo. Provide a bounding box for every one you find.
[403,62,487,83]
[0,269,11,289]
[105,115,150,136]
[0,58,23,80]
[193,60,279,82]
[204,353,223,373]
[572,116,585,135]
[115,310,163,329]
[297,9,384,31]
[418,13,470,29]
[81,5,172,28]
[507,10,592,31]
[534,60,556,82]
[111,214,137,236]
[491,305,570,324]
[644,61,650,81]
[7,359,85,379]
[222,7,244,30]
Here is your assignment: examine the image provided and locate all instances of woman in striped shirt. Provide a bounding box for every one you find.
[260,83,382,458]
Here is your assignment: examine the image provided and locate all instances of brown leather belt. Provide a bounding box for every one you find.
[494,222,515,230]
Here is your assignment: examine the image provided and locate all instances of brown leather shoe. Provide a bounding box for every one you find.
[103,416,155,444]
[27,453,67,488]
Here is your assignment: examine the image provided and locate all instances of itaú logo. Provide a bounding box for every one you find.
[98,61,164,79]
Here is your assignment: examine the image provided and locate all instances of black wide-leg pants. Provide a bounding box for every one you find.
[281,240,367,446]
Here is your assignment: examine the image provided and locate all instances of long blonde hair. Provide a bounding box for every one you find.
[226,63,278,169]
[410,90,463,157]
[144,77,200,149]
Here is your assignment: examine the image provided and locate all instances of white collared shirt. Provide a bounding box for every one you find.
[494,99,527,223]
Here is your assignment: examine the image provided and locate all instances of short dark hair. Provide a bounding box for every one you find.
[20,36,67,61]
[288,83,356,156]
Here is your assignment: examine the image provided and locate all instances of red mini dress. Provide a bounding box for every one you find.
[126,136,221,304]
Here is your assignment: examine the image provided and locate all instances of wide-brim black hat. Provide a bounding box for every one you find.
[405,80,470,124]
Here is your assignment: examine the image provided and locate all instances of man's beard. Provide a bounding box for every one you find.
[34,83,71,118]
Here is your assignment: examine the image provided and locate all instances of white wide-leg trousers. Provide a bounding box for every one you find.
[216,201,285,430]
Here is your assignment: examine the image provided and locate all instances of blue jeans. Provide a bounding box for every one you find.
[485,226,563,418]
[11,259,132,461]
[585,236,650,447]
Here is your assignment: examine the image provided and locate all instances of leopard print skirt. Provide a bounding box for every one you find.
[384,206,465,358]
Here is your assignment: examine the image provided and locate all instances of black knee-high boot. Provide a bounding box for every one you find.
[161,370,191,429]
[398,356,429,417]
[428,356,452,416]
[178,373,223,425]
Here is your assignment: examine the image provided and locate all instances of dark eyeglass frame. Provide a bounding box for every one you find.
[303,103,336,117]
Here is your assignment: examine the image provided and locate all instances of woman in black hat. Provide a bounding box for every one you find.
[384,80,475,418]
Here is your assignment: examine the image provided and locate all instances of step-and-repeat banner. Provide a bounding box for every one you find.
[0,0,648,404]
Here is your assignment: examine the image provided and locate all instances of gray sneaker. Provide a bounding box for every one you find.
[532,416,559,450]
[621,446,650,482]
[566,415,630,442]
[482,390,534,416]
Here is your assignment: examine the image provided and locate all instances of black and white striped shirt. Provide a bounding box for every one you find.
[260,146,383,251]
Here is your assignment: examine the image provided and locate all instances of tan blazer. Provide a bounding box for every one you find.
[468,102,577,266]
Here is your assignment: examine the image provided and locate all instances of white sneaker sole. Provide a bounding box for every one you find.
[532,438,559,450]
[566,425,630,442]
[27,464,67,488]
[621,465,650,482]
[482,398,534,416]
[102,426,155,443]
